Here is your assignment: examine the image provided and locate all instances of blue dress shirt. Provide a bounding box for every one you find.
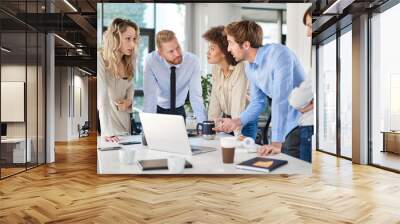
[240,44,306,143]
[143,51,207,123]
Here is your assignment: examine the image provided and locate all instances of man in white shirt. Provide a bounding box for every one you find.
[143,30,207,123]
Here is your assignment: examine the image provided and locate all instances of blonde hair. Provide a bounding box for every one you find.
[101,18,139,80]
[156,30,176,50]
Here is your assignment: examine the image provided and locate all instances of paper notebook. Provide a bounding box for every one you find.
[236,157,288,173]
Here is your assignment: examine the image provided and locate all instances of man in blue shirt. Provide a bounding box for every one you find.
[215,21,306,158]
[143,30,207,123]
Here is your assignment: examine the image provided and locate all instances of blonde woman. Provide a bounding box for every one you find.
[98,18,139,142]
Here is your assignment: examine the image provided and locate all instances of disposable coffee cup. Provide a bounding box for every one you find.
[220,137,237,163]
[119,148,136,165]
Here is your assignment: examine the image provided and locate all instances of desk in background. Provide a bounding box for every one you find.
[97,134,312,175]
[1,138,32,164]
[381,131,400,154]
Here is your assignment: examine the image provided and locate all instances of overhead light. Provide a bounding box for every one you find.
[1,47,11,53]
[54,34,75,48]
[63,0,78,12]
[78,67,93,76]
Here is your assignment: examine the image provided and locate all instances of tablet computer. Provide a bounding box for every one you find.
[137,159,192,171]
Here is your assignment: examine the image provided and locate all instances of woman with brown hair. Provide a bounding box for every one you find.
[98,18,140,142]
[203,26,258,140]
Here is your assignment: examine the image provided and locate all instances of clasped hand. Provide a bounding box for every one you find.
[115,99,132,112]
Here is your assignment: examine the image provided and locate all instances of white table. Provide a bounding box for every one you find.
[97,134,312,175]
[1,138,32,163]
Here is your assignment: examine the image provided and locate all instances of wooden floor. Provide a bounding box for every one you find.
[1,135,400,224]
[372,151,400,171]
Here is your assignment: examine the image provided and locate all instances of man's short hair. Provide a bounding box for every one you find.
[156,30,177,49]
[224,20,263,48]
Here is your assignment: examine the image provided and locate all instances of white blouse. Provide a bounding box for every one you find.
[97,52,134,136]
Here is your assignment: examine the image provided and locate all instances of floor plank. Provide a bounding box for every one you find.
[0,135,399,223]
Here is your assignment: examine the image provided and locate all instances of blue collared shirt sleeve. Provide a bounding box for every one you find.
[189,59,207,123]
[271,49,297,143]
[143,55,158,113]
[240,82,265,126]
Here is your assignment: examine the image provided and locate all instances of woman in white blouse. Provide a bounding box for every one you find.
[288,7,313,162]
[97,18,139,142]
[203,26,258,139]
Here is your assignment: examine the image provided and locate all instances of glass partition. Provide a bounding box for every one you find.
[317,37,337,155]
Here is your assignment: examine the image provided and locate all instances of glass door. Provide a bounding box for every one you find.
[317,36,337,155]
[339,28,352,159]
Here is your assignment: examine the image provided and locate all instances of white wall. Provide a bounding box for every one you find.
[54,67,89,141]
[187,3,241,75]
[286,4,312,74]
[55,66,68,141]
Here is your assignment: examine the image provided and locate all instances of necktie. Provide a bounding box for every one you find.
[170,66,176,114]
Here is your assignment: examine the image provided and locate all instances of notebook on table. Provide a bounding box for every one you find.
[236,157,288,173]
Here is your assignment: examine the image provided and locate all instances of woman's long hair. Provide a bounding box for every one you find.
[101,18,140,80]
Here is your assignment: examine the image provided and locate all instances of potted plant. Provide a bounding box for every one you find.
[184,73,212,114]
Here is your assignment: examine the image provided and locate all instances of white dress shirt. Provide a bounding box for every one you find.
[143,51,207,123]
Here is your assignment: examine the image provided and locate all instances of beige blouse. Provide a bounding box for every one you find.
[97,52,134,137]
[208,62,249,123]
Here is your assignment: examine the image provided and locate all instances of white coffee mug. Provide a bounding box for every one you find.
[168,156,186,174]
[119,148,136,165]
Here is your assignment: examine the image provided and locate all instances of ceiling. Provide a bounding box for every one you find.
[0,0,98,74]
[311,0,391,44]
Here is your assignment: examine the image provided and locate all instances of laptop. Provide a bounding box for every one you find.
[139,112,216,155]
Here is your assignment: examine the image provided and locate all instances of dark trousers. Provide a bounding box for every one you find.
[282,127,300,159]
[157,105,186,121]
[299,126,313,163]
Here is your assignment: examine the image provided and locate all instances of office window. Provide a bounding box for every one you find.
[258,22,280,44]
[371,3,400,171]
[317,37,337,154]
[155,4,186,50]
[1,32,27,177]
[339,29,352,158]
[97,3,154,48]
[0,1,47,179]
